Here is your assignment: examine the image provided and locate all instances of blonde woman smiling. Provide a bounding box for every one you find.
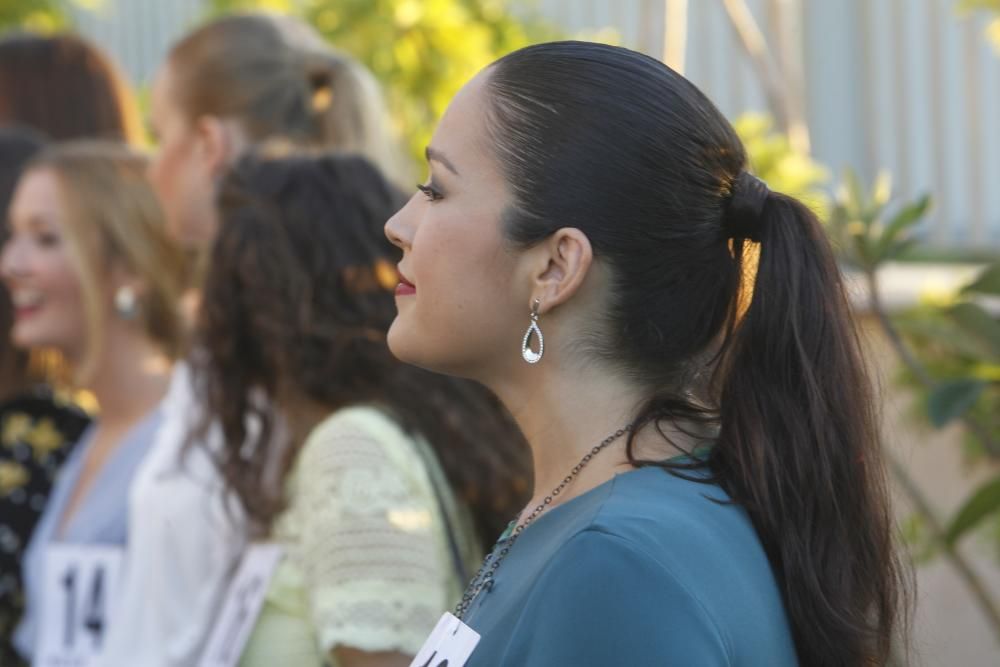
[1,142,185,662]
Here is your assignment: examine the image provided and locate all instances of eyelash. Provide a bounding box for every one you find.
[416,183,443,202]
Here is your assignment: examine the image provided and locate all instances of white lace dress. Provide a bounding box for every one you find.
[238,405,478,667]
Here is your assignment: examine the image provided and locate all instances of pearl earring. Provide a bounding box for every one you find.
[114,286,138,320]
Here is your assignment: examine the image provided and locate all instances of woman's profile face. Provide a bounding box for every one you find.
[0,168,87,360]
[384,71,528,381]
[148,62,218,249]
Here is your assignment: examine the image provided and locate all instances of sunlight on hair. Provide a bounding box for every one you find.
[733,240,761,320]
[374,259,400,291]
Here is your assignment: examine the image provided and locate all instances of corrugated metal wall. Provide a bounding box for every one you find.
[68,0,204,88]
[535,0,1000,248]
[67,0,1000,249]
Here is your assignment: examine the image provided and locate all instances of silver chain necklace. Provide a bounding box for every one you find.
[453,424,634,620]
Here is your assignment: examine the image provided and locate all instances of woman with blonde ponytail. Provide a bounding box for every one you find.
[147,12,407,248]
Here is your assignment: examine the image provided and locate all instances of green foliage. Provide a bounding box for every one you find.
[733,113,830,217]
[832,169,1000,556]
[891,265,1000,441]
[926,378,990,428]
[900,512,940,564]
[945,475,1000,547]
[828,167,931,272]
[210,0,563,173]
[958,0,1000,52]
[892,266,1000,550]
[0,0,68,31]
[963,263,1000,295]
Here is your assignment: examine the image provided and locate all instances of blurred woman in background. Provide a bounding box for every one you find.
[0,34,141,664]
[0,32,143,144]
[148,12,406,248]
[1,142,185,661]
[0,128,90,667]
[192,152,527,667]
[99,14,424,666]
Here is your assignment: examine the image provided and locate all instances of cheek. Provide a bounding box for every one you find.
[390,211,520,375]
[151,137,208,244]
[10,251,87,351]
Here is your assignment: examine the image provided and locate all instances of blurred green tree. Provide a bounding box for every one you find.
[734,112,829,217]
[0,0,67,31]
[959,0,1000,50]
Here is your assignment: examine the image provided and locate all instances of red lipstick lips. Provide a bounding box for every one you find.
[395,272,416,296]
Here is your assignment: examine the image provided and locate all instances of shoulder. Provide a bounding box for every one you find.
[307,404,407,440]
[522,466,795,665]
[299,405,415,466]
[291,406,433,502]
[586,466,765,561]
[507,526,733,665]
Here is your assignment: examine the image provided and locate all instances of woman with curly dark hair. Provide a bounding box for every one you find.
[192,152,529,667]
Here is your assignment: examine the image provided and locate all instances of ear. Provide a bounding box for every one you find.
[108,261,146,296]
[192,115,235,179]
[525,227,593,315]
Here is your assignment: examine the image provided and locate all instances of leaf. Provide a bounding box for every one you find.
[948,302,1000,359]
[926,378,989,427]
[872,170,893,208]
[874,194,931,262]
[945,476,1000,547]
[962,263,1000,296]
[841,168,866,220]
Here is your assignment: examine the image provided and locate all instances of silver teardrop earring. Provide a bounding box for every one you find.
[114,286,139,320]
[521,299,544,364]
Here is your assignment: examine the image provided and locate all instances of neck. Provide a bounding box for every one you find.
[487,356,683,518]
[82,324,171,428]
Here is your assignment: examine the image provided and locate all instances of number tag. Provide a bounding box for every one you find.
[409,612,481,667]
[36,544,124,667]
[198,543,285,667]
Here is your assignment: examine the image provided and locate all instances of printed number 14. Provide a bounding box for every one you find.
[61,564,108,650]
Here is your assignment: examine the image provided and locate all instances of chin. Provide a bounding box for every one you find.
[387,321,447,375]
[386,320,420,365]
[10,325,44,351]
[11,321,73,355]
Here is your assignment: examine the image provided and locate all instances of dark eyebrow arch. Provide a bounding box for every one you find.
[425,146,459,176]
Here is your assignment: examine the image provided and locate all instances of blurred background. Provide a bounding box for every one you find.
[2,0,999,664]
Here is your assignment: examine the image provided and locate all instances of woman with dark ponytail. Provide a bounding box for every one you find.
[386,41,909,666]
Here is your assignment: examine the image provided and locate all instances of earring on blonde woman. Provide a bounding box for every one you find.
[114,285,138,320]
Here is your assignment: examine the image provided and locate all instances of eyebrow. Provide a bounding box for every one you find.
[425,146,459,176]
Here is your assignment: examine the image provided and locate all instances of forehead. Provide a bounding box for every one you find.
[12,168,63,216]
[429,71,500,178]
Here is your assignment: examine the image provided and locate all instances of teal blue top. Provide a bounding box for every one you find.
[462,465,798,666]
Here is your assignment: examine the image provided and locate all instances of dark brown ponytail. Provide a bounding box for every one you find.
[714,191,908,665]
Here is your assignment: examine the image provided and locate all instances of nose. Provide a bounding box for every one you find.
[0,236,29,285]
[384,194,417,252]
